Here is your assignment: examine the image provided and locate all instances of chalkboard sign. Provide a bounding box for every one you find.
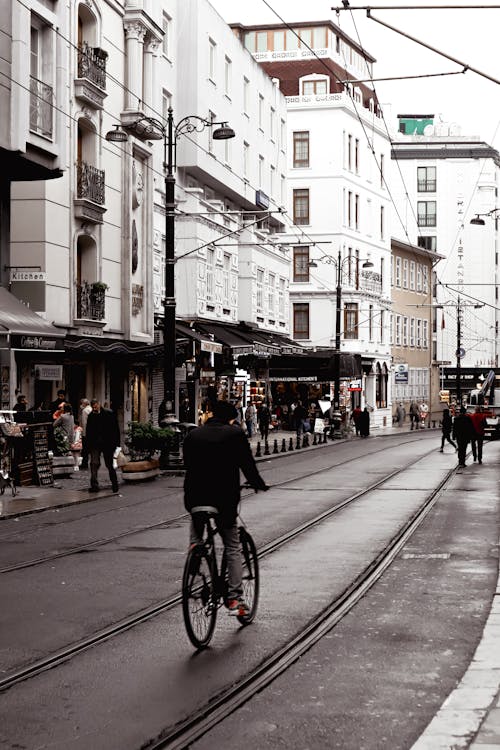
[32,425,53,486]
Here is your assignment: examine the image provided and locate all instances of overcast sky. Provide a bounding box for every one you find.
[209,0,500,149]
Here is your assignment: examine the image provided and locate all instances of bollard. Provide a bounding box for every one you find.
[323,432,328,444]
[273,439,279,454]
[264,440,270,456]
[288,437,294,451]
[255,441,261,457]
[302,433,309,448]
[281,438,287,453]
[313,432,318,446]
[296,435,302,450]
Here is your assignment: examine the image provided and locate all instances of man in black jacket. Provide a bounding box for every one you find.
[183,400,268,616]
[452,406,475,467]
[86,399,121,493]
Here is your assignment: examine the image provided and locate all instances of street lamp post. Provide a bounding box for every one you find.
[106,109,235,429]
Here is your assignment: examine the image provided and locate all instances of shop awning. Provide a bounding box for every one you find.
[193,322,254,354]
[269,351,361,382]
[65,336,163,359]
[175,322,222,354]
[0,287,64,338]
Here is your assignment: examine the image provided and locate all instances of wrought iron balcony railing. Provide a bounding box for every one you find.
[29,76,54,137]
[76,161,105,205]
[77,282,106,320]
[77,42,107,90]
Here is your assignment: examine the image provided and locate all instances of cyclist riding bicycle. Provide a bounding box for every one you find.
[183,400,268,617]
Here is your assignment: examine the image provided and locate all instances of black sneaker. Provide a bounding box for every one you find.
[88,486,100,493]
[112,483,119,493]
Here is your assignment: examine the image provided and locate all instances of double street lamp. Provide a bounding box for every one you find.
[106,109,235,426]
[310,250,373,411]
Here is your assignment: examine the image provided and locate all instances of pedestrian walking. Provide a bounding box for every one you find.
[439,408,457,452]
[359,407,370,437]
[86,399,121,493]
[409,401,419,430]
[293,400,308,438]
[79,398,92,469]
[396,402,406,427]
[452,406,475,467]
[419,401,429,429]
[244,402,257,438]
[234,400,244,427]
[351,405,362,435]
[470,406,488,464]
[257,402,271,442]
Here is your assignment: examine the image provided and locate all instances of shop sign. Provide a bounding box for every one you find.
[35,364,63,380]
[11,335,61,351]
[313,417,325,433]
[10,271,46,282]
[268,376,318,382]
[200,369,215,380]
[201,340,223,354]
[348,379,362,391]
[394,363,409,384]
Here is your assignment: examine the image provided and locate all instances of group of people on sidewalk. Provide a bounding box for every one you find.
[440,405,488,467]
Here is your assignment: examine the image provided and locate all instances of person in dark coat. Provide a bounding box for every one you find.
[452,406,475,467]
[359,407,370,437]
[183,400,268,616]
[351,406,362,435]
[257,402,271,442]
[293,400,308,437]
[470,406,488,464]
[439,408,457,452]
[13,394,27,412]
[86,399,121,493]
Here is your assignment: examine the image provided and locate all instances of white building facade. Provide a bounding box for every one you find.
[391,115,500,403]
[233,20,393,427]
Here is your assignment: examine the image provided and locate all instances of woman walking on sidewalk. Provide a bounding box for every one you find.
[440,408,457,452]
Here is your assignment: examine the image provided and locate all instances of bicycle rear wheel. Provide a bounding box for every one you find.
[237,528,259,625]
[182,545,217,649]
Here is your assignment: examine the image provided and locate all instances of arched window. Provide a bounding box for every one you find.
[376,362,388,408]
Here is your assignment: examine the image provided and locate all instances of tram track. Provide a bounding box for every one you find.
[0,435,429,574]
[143,460,456,750]
[0,443,443,695]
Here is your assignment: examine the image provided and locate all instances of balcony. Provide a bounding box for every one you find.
[29,76,54,138]
[74,43,108,109]
[417,180,437,192]
[360,270,382,295]
[74,161,106,224]
[76,281,106,321]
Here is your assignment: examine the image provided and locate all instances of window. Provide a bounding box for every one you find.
[293,303,309,339]
[243,77,250,114]
[279,277,285,316]
[256,268,264,311]
[410,318,415,347]
[417,166,436,192]
[422,266,429,293]
[417,201,437,227]
[416,264,422,292]
[293,131,309,168]
[402,316,408,346]
[395,315,401,346]
[162,90,172,122]
[409,261,416,290]
[268,273,275,317]
[293,189,309,225]
[243,141,249,178]
[302,78,328,95]
[256,31,268,52]
[380,153,385,188]
[162,13,171,58]
[30,17,53,138]
[418,236,437,251]
[223,254,230,300]
[280,118,286,151]
[281,174,286,205]
[380,309,384,343]
[209,39,216,82]
[270,165,275,197]
[395,256,401,287]
[206,247,215,300]
[293,246,310,282]
[423,320,429,348]
[416,319,422,347]
[258,94,264,129]
[369,305,373,341]
[355,138,360,173]
[347,134,352,170]
[402,258,408,289]
[380,205,385,239]
[355,194,360,230]
[344,303,359,339]
[207,111,215,153]
[258,155,264,187]
[224,56,231,97]
[348,191,353,227]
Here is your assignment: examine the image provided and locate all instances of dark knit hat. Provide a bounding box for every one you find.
[213,400,238,423]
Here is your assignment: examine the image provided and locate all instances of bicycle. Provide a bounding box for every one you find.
[182,494,259,650]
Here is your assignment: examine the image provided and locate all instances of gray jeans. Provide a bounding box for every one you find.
[190,519,242,600]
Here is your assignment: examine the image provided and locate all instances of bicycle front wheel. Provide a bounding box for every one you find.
[238,528,259,625]
[182,545,217,649]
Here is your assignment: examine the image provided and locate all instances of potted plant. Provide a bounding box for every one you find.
[91,281,109,293]
[120,421,174,482]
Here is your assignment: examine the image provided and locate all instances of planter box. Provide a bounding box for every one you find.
[120,458,160,482]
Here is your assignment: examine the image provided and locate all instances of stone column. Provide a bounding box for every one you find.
[123,21,146,111]
[143,37,160,118]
